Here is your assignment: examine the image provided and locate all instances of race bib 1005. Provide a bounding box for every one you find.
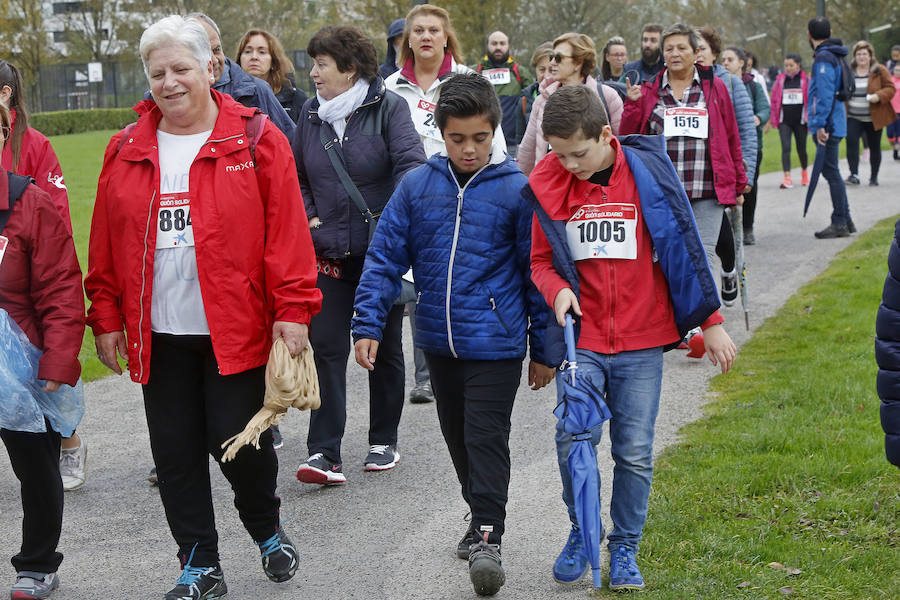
[663,106,709,139]
[482,68,511,85]
[566,203,638,260]
[413,99,442,141]
[156,193,195,249]
[0,235,7,269]
[782,89,803,105]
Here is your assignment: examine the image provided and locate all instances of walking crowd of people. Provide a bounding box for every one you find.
[0,4,898,599]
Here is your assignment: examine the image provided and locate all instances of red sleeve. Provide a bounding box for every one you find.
[24,129,71,234]
[530,215,570,309]
[254,120,323,325]
[700,309,725,330]
[714,78,748,194]
[620,96,647,135]
[25,188,85,385]
[85,132,127,336]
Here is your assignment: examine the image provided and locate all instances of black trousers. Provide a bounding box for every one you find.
[426,353,522,544]
[1,424,63,573]
[846,117,883,180]
[779,122,808,171]
[308,271,405,463]
[143,333,279,568]
[743,147,764,230]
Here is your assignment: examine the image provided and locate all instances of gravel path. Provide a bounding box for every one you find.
[1,159,897,599]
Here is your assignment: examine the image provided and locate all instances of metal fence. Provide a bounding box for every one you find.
[31,51,315,113]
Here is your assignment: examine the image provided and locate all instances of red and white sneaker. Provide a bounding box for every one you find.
[686,331,706,359]
[296,453,346,485]
[801,169,809,186]
[780,175,793,189]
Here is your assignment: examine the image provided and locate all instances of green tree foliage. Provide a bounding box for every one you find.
[0,0,54,110]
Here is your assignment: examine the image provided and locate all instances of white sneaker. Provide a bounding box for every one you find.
[60,441,86,491]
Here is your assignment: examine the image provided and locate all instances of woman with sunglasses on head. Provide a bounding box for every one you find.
[518,32,623,175]
[236,29,307,124]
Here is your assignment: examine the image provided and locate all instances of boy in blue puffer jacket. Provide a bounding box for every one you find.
[351,73,554,597]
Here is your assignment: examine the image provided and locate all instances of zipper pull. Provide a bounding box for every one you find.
[489,296,497,310]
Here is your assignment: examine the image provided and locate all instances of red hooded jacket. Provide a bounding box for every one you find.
[1,109,71,233]
[0,175,84,385]
[85,91,322,384]
[620,65,747,205]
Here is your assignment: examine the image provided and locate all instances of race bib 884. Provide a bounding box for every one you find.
[156,193,195,249]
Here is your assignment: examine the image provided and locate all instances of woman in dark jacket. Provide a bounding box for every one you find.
[292,25,426,484]
[236,28,307,123]
[876,218,900,468]
[0,102,85,599]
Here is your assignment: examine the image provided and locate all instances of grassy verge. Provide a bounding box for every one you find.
[50,129,118,382]
[594,217,899,599]
[759,127,894,177]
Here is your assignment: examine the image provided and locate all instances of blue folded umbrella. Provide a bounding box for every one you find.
[803,138,827,217]
[552,314,612,588]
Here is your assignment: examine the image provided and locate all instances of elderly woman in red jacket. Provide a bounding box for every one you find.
[84,15,321,599]
[0,102,84,600]
[621,23,746,270]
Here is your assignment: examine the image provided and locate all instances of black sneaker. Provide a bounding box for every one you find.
[869,178,879,186]
[257,527,299,583]
[164,565,227,600]
[847,218,857,234]
[296,453,346,485]
[457,524,480,559]
[845,174,860,185]
[743,229,755,245]
[364,444,400,471]
[270,425,283,450]
[469,538,505,596]
[409,382,435,403]
[720,269,738,306]
[814,224,850,239]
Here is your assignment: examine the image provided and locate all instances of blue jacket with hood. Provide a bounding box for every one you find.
[524,134,720,367]
[808,39,849,138]
[215,58,296,138]
[351,151,549,365]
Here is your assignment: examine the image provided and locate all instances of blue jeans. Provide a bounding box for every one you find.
[819,135,850,227]
[555,347,663,552]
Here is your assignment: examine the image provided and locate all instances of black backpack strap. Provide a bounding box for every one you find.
[1,172,33,235]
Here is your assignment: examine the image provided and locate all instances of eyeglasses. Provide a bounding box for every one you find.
[607,53,627,59]
[549,53,573,63]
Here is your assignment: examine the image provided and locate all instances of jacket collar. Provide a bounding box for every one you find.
[120,89,257,162]
[398,53,454,86]
[305,77,386,123]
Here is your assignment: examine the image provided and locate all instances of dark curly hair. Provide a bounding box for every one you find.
[307,25,378,83]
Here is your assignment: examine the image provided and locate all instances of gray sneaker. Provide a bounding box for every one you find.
[11,571,59,599]
[469,539,505,596]
[364,444,399,471]
[409,383,435,404]
[59,441,86,491]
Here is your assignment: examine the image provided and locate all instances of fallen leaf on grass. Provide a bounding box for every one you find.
[735,513,751,518]
[779,586,794,595]
[743,371,756,376]
[767,562,784,570]
[786,567,802,575]
[737,581,751,589]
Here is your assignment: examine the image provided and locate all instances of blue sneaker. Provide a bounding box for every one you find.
[608,546,645,590]
[257,527,299,582]
[553,525,589,584]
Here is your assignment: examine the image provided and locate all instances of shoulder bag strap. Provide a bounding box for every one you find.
[1,172,33,235]
[319,123,378,239]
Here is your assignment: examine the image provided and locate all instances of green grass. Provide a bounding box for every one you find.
[50,129,118,382]
[758,127,894,177]
[592,217,900,599]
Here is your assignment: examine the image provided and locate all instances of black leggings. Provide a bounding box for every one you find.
[779,122,808,171]
[846,117,883,180]
[716,211,735,272]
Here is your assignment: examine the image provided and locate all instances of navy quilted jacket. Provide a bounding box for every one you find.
[351,152,549,364]
[875,217,900,467]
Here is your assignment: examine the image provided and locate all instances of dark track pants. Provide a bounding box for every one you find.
[143,333,280,567]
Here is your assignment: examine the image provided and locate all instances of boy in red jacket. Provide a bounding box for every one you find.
[525,86,736,590]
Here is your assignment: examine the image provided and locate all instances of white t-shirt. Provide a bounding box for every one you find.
[151,129,212,335]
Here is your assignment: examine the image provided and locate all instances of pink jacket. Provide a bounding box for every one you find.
[891,76,900,113]
[769,70,809,128]
[518,74,622,175]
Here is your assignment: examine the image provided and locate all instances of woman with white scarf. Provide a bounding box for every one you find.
[291,25,426,485]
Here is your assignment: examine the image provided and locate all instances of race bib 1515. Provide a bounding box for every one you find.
[663,106,709,139]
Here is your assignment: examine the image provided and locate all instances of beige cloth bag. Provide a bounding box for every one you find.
[220,337,320,462]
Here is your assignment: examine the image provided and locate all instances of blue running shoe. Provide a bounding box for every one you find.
[608,546,645,590]
[257,527,299,582]
[553,526,589,585]
[165,548,226,600]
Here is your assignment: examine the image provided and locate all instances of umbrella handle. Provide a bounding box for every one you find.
[564,314,578,380]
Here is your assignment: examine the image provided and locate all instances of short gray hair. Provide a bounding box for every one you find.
[139,15,212,82]
[185,12,221,39]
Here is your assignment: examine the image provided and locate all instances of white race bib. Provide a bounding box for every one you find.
[482,68,511,85]
[0,235,8,269]
[663,107,709,139]
[156,193,195,249]
[413,99,442,141]
[782,89,803,105]
[566,203,638,261]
